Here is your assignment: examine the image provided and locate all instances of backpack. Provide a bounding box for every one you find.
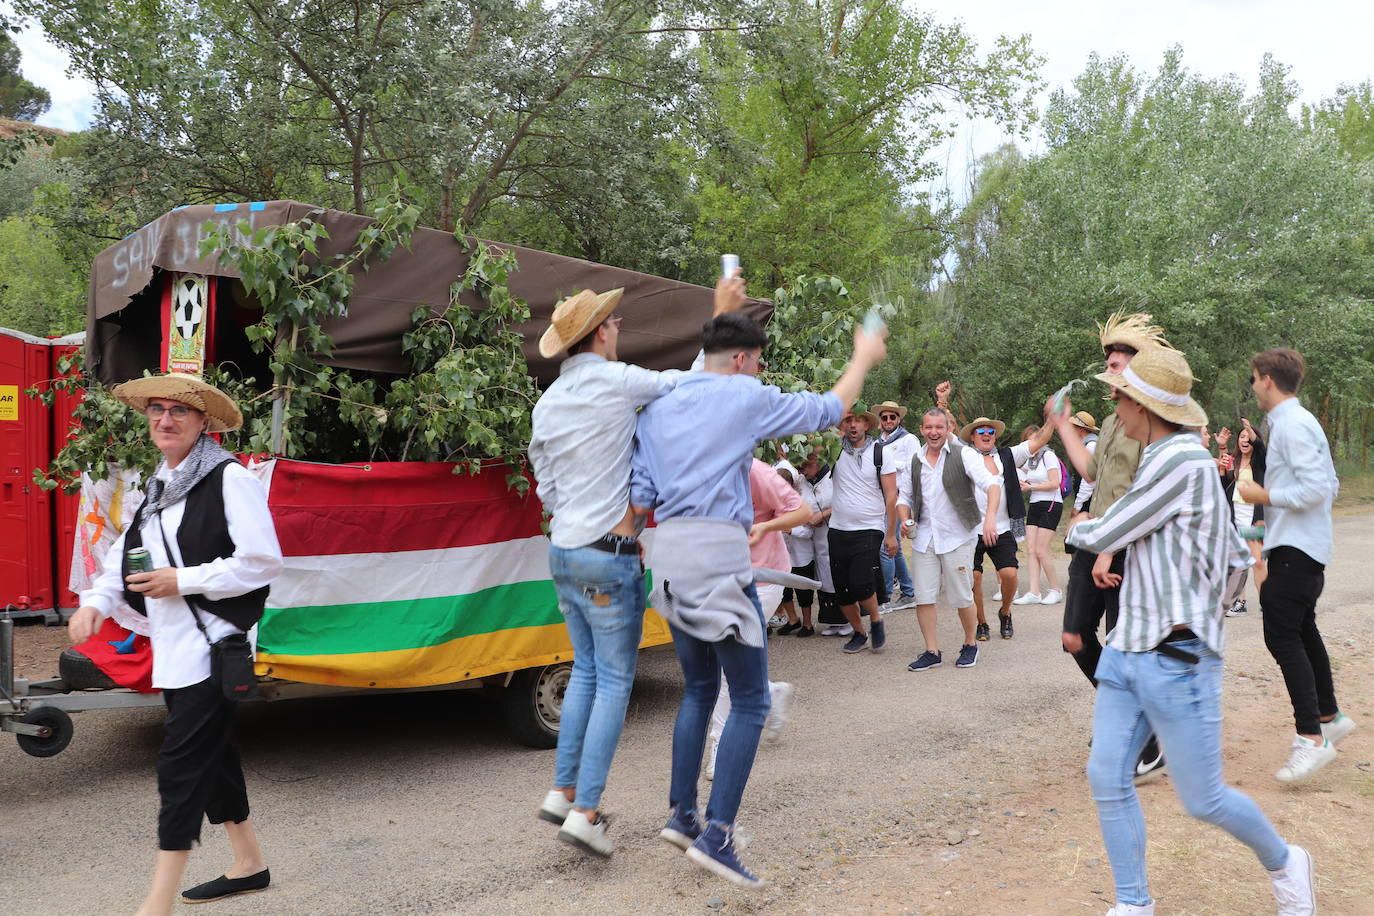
[1058,456,1072,498]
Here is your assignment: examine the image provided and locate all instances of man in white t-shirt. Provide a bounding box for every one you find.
[873,400,919,610]
[827,407,898,654]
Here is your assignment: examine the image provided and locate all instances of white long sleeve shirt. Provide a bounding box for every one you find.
[80,462,283,689]
[896,440,999,553]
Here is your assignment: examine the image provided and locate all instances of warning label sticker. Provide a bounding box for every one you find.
[0,385,18,421]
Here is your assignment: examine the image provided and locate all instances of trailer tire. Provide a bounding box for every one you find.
[502,662,571,749]
[16,706,74,758]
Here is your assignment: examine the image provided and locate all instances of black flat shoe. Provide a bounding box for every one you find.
[181,869,270,903]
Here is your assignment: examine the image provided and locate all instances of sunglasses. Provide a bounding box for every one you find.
[973,427,997,436]
[145,404,196,420]
[879,413,900,420]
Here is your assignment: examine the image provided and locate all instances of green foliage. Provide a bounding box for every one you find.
[0,210,85,335]
[1304,80,1374,160]
[0,31,50,121]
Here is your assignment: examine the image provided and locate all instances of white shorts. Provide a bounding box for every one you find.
[755,583,785,618]
[911,539,975,608]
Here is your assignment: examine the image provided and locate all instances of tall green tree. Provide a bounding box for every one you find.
[0,31,50,121]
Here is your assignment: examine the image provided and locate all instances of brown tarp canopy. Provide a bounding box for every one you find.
[86,200,771,385]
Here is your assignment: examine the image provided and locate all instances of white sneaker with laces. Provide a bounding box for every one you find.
[558,809,613,858]
[1321,712,1357,744]
[1012,592,1043,606]
[538,789,573,825]
[1275,735,1337,783]
[763,682,795,742]
[1104,903,1154,915]
[1269,843,1316,915]
[1041,588,1063,604]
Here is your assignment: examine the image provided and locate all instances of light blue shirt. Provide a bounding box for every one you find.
[630,373,843,529]
[1261,397,1339,565]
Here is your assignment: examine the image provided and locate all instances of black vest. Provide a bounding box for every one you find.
[121,460,270,631]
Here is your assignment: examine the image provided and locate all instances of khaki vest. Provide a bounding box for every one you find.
[909,441,982,533]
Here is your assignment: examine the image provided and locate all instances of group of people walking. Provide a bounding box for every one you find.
[60,266,1352,915]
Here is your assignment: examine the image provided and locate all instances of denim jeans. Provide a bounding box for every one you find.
[1088,642,1289,907]
[668,582,769,827]
[549,544,646,811]
[879,516,913,597]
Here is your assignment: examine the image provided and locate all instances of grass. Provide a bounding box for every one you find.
[1334,464,1374,516]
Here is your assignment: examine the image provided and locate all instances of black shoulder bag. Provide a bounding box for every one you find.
[157,514,258,701]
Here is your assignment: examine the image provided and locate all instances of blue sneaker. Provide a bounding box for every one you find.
[870,619,886,653]
[907,650,942,672]
[956,644,979,668]
[842,632,869,654]
[686,822,765,888]
[659,807,702,851]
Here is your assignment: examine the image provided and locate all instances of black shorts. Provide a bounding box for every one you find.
[1026,500,1063,530]
[782,561,816,607]
[828,528,884,606]
[973,530,1019,573]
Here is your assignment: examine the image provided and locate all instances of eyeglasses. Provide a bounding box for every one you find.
[973,427,997,436]
[145,404,196,420]
[879,413,900,421]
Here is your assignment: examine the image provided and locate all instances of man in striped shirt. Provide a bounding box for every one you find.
[1063,347,1316,916]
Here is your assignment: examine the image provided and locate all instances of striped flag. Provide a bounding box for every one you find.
[253,459,670,688]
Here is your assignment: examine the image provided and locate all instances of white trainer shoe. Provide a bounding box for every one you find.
[991,589,1002,601]
[1104,902,1155,915]
[1011,592,1043,606]
[763,682,795,743]
[558,809,613,858]
[1321,712,1357,744]
[1041,588,1064,604]
[538,789,573,825]
[1269,843,1316,915]
[1275,735,1337,783]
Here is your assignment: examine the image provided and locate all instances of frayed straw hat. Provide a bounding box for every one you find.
[1098,311,1173,354]
[873,400,907,420]
[1095,348,1207,427]
[1069,410,1098,432]
[538,288,625,358]
[839,407,879,429]
[961,417,1006,441]
[113,373,243,432]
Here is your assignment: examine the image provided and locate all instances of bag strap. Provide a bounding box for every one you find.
[155,510,215,649]
[872,438,884,488]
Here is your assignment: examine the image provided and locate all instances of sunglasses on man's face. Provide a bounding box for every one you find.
[879,413,900,421]
[973,427,996,436]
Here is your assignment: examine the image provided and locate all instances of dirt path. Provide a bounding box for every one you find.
[3,514,1371,915]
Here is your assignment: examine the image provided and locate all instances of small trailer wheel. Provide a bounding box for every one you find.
[16,706,75,758]
[502,662,572,749]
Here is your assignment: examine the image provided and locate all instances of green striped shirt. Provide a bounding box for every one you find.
[1066,432,1252,654]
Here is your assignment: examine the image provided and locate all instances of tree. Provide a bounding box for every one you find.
[0,31,50,121]
[0,211,85,335]
[1304,80,1374,160]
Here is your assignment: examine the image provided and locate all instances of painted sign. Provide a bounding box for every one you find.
[165,273,210,375]
[0,384,17,420]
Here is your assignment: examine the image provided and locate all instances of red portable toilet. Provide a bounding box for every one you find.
[50,332,86,616]
[0,327,56,621]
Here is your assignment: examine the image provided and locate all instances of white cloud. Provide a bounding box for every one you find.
[6,13,98,132]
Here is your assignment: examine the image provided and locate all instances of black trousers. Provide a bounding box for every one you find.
[1260,546,1337,736]
[1062,548,1124,685]
[157,677,251,850]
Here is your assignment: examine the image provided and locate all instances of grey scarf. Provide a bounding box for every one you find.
[144,434,237,512]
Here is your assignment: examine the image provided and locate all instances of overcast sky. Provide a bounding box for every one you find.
[10,0,1374,195]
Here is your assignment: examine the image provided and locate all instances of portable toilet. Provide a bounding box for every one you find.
[0,327,56,621]
[50,332,86,616]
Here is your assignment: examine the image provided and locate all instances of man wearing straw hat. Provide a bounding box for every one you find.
[1060,347,1316,916]
[67,373,283,913]
[1065,411,1100,512]
[528,277,742,858]
[873,400,918,611]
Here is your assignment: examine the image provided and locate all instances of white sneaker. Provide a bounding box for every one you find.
[1104,903,1154,915]
[1041,588,1063,604]
[1269,843,1315,915]
[538,789,573,825]
[763,682,795,743]
[1012,592,1043,606]
[705,734,719,781]
[768,614,787,628]
[1321,712,1357,744]
[835,624,853,637]
[557,809,613,858]
[1275,735,1337,783]
[991,589,1002,601]
[1225,598,1249,617]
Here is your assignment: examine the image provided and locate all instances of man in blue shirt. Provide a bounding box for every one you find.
[631,311,886,888]
[1239,347,1356,783]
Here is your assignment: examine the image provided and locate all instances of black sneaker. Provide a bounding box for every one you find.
[795,626,815,638]
[842,632,869,654]
[180,870,271,903]
[870,620,886,653]
[999,613,1014,639]
[1134,737,1167,785]
[955,644,979,668]
[907,650,942,672]
[976,622,990,642]
[777,621,801,635]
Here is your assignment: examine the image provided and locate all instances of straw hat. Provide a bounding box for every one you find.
[1095,348,1207,427]
[113,373,243,433]
[961,417,1006,441]
[839,407,879,429]
[1098,311,1173,354]
[873,400,907,420]
[1069,410,1099,432]
[538,288,625,358]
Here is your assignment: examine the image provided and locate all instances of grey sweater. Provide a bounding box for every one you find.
[648,517,764,648]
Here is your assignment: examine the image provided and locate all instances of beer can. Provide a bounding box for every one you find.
[721,253,740,279]
[127,547,155,573]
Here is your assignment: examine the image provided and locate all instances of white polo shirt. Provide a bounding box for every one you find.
[829,438,897,532]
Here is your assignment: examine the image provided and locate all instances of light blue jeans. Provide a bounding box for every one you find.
[549,544,646,811]
[1088,641,1289,907]
[879,516,912,598]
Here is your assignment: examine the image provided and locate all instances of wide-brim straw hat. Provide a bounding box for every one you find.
[873,400,907,420]
[113,373,243,433]
[961,417,1006,441]
[839,408,879,429]
[1098,310,1173,354]
[1095,348,1208,427]
[538,288,625,358]
[1070,410,1099,432]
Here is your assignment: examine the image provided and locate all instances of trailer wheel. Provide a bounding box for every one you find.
[16,706,74,758]
[502,662,571,749]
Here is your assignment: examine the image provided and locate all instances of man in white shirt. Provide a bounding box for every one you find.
[873,400,919,610]
[827,407,898,654]
[896,408,1000,671]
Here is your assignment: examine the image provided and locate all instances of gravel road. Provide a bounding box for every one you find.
[3,513,1371,915]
